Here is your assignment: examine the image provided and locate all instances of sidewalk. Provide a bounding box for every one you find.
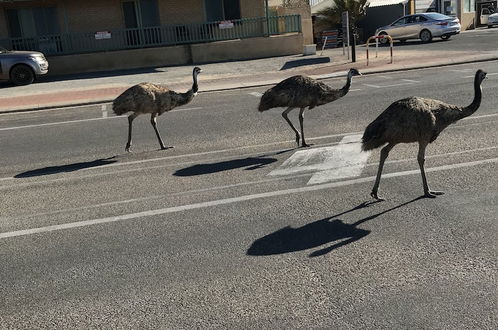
[1,43,497,113]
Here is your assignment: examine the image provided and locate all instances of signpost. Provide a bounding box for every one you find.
[341,11,350,60]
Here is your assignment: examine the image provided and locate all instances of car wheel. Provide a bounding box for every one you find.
[10,64,35,86]
[441,35,451,40]
[420,29,432,43]
[378,32,389,45]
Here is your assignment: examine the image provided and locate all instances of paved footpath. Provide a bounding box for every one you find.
[1,40,498,113]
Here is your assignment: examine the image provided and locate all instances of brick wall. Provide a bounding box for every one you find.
[63,0,122,33]
[241,0,265,18]
[158,0,204,24]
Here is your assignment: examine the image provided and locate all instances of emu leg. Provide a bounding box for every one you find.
[125,113,138,152]
[298,107,311,147]
[281,107,300,146]
[418,142,444,198]
[371,143,395,200]
[150,113,168,150]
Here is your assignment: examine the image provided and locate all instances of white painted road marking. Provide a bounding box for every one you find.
[102,104,108,118]
[1,156,497,239]
[0,107,203,131]
[464,72,498,78]
[269,134,370,184]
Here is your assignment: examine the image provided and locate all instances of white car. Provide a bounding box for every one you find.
[488,12,498,27]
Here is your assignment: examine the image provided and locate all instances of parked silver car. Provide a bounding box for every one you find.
[488,11,498,27]
[0,47,49,86]
[375,13,461,44]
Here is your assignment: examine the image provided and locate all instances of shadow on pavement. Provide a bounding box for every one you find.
[15,157,117,178]
[174,157,278,176]
[247,197,423,257]
[280,56,331,70]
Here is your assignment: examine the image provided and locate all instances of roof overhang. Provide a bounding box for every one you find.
[368,0,410,8]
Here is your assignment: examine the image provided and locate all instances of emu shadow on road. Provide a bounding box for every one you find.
[280,57,331,70]
[247,197,422,257]
[15,157,117,178]
[174,157,278,176]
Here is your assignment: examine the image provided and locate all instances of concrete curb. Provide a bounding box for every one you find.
[1,55,497,115]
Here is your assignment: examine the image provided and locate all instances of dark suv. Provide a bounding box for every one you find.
[0,47,49,86]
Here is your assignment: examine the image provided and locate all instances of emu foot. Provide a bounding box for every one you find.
[370,191,385,201]
[300,142,313,148]
[125,145,132,153]
[424,190,444,198]
[160,146,174,151]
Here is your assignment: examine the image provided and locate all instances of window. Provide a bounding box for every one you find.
[205,0,241,22]
[392,17,408,26]
[122,0,160,46]
[6,7,59,38]
[122,0,160,29]
[463,0,475,13]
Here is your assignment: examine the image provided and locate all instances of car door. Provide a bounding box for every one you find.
[405,15,427,38]
[386,17,409,39]
[481,8,490,25]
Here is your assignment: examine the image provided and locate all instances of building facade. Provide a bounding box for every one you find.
[0,0,308,74]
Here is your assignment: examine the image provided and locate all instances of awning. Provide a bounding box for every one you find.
[368,0,410,8]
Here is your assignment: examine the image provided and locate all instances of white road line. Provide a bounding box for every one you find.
[1,115,497,185]
[102,104,108,118]
[1,156,497,239]
[249,92,263,97]
[0,116,121,131]
[401,79,421,83]
[464,72,498,78]
[449,69,474,73]
[0,107,203,131]
[0,102,114,117]
[4,145,498,221]
[363,82,416,88]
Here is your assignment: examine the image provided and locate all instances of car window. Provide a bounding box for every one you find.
[482,8,490,15]
[424,13,452,20]
[392,17,408,26]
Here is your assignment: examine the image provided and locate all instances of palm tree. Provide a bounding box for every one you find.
[315,0,369,39]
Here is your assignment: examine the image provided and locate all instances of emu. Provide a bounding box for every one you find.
[113,67,202,151]
[258,68,361,147]
[362,69,487,200]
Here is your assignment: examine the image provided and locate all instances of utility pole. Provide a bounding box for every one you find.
[265,0,270,37]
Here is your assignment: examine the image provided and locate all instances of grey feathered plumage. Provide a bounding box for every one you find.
[258,68,361,147]
[112,67,202,151]
[362,69,487,200]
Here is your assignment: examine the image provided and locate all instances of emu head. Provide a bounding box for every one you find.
[349,68,362,77]
[193,66,203,76]
[475,69,487,84]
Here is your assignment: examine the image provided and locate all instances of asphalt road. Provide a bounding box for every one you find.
[1,61,497,328]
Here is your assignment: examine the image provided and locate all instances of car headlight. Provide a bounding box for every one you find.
[29,56,46,64]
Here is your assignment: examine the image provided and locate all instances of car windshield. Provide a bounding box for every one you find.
[424,13,452,20]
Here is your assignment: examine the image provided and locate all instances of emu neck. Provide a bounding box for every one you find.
[176,72,199,106]
[339,73,353,97]
[191,71,199,94]
[459,74,482,120]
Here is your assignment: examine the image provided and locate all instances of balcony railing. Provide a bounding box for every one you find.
[0,15,301,56]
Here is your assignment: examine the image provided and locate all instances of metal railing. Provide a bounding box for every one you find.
[0,15,301,56]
